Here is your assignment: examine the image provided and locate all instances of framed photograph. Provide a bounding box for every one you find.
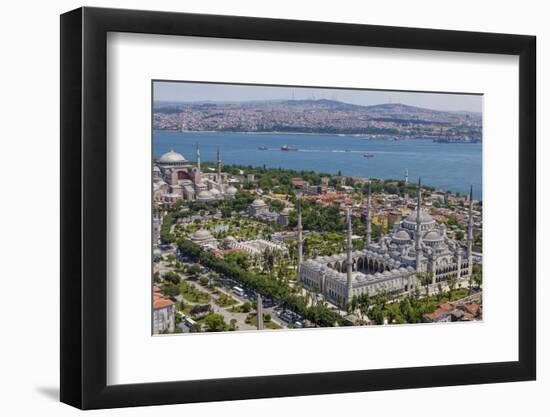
[60,6,536,410]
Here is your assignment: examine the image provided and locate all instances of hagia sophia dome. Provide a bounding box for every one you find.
[158,149,186,164]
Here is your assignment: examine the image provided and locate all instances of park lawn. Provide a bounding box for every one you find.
[179,281,211,304]
[215,293,239,307]
[229,304,251,313]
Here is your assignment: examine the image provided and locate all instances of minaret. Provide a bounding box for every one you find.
[195,143,201,183]
[216,147,222,185]
[467,185,474,278]
[296,195,303,276]
[345,208,353,306]
[415,177,423,273]
[365,181,372,248]
[405,168,409,185]
[256,293,264,330]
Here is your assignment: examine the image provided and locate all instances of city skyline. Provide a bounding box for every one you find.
[154,81,483,113]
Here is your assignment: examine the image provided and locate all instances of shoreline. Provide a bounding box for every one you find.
[156,129,415,139]
[154,129,481,143]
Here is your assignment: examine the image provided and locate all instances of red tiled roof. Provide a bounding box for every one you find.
[424,303,456,322]
[153,288,174,309]
[458,303,480,316]
[153,297,174,309]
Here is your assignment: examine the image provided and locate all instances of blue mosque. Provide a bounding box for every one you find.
[298,180,475,308]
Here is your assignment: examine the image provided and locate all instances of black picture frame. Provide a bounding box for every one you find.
[60,6,536,410]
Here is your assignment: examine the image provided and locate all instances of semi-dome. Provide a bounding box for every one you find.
[159,149,186,163]
[209,188,221,196]
[392,230,411,241]
[424,230,443,241]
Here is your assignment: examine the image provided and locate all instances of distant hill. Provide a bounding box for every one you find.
[153,99,482,139]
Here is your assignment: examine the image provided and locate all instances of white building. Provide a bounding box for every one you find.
[153,286,175,334]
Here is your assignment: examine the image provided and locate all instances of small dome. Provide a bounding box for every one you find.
[225,186,238,195]
[210,188,221,196]
[191,229,212,241]
[251,198,266,207]
[392,229,410,242]
[159,149,186,163]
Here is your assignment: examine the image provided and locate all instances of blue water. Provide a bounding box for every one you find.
[153,131,482,200]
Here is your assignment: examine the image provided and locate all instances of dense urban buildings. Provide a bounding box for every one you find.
[154,100,482,142]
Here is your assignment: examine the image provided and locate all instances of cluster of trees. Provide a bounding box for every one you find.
[349,289,437,325]
[160,212,175,243]
[177,239,343,327]
[201,313,238,332]
[173,190,257,218]
[287,200,344,232]
[215,163,330,190]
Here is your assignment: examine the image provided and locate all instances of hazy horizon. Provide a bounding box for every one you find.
[154,81,483,113]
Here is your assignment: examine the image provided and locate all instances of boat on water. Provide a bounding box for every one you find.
[281,145,298,151]
[258,145,268,150]
[363,153,375,158]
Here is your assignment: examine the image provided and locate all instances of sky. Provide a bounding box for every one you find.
[154,81,483,113]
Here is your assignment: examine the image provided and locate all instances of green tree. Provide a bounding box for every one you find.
[187,264,202,277]
[189,323,202,333]
[225,251,251,270]
[204,313,227,332]
[162,271,181,285]
[160,283,180,299]
[472,264,483,289]
[448,274,458,298]
[241,302,252,313]
[416,272,433,298]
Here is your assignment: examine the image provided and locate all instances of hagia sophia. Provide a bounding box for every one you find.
[299,180,475,308]
[153,145,238,204]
